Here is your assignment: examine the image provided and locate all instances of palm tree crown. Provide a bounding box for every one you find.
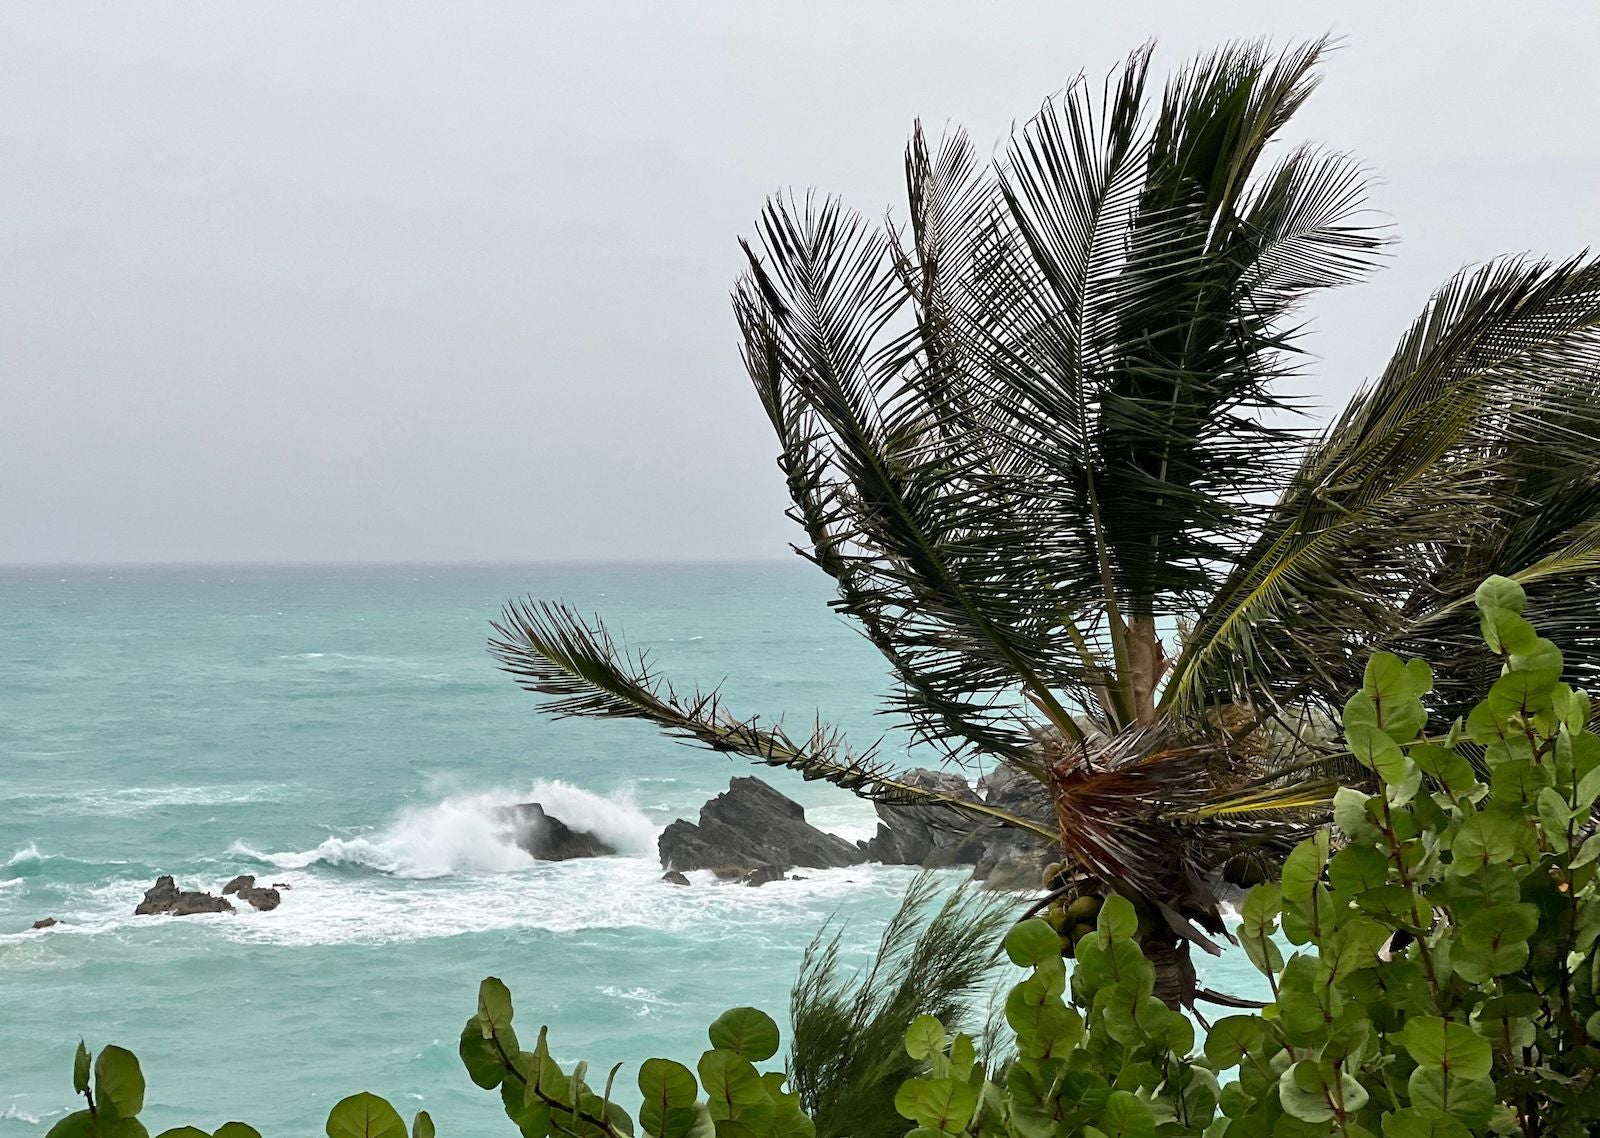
[489,38,1600,998]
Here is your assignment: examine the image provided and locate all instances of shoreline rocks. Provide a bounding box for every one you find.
[657,767,1060,890]
[499,802,616,861]
[659,776,865,878]
[134,875,235,916]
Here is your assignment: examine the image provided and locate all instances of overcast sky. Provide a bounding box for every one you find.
[3,2,1598,564]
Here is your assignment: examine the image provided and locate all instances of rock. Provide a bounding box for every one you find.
[134,875,235,916]
[971,762,1058,891]
[236,886,281,912]
[659,777,865,877]
[31,917,58,930]
[271,882,292,890]
[741,864,787,888]
[499,802,616,861]
[861,768,986,867]
[222,874,255,896]
[660,870,691,886]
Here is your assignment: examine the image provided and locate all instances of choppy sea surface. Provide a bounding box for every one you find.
[0,563,1256,1133]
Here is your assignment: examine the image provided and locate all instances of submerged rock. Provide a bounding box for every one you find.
[741,865,786,888]
[134,875,234,916]
[502,802,616,861]
[660,870,691,886]
[31,917,58,930]
[659,777,865,877]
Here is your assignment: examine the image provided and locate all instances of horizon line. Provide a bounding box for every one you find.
[0,555,802,571]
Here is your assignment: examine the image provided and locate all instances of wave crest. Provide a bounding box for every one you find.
[232,781,657,879]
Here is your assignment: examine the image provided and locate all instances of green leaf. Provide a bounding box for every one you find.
[1333,788,1382,842]
[1407,1070,1495,1128]
[477,977,514,1035]
[697,1050,769,1121]
[903,1015,946,1061]
[1474,575,1527,615]
[1479,606,1538,656]
[1004,919,1061,967]
[1345,722,1410,783]
[73,1041,91,1096]
[153,1130,211,1138]
[1280,836,1328,904]
[325,1093,408,1138]
[893,1077,977,1132]
[640,1057,699,1111]
[1412,745,1478,797]
[1328,845,1390,895]
[1381,1108,1473,1138]
[458,1016,507,1090]
[1096,895,1137,940]
[213,1126,264,1138]
[410,1113,434,1138]
[1094,1090,1155,1138]
[707,1007,780,1062]
[1400,1017,1492,1080]
[1277,1062,1334,1123]
[45,1111,97,1138]
[1203,1015,1266,1069]
[94,1046,146,1119]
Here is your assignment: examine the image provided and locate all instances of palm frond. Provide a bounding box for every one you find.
[1165,255,1600,723]
[788,875,1013,1138]
[488,600,1058,841]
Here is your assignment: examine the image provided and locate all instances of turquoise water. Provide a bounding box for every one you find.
[0,563,1254,1133]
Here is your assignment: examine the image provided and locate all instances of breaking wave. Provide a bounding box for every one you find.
[231,781,658,879]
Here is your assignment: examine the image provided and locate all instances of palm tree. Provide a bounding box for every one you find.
[489,38,1600,1005]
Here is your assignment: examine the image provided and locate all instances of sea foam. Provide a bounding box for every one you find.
[234,781,658,879]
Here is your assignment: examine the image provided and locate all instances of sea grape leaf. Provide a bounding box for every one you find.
[903,1015,946,1061]
[94,1046,146,1120]
[1400,1018,1492,1080]
[459,1017,507,1089]
[707,1008,779,1063]
[1004,919,1060,967]
[325,1093,408,1138]
[893,1077,977,1132]
[477,977,514,1035]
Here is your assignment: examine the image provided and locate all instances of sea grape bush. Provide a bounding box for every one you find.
[50,985,810,1138]
[905,574,1600,1137]
[457,977,813,1137]
[46,574,1600,1137]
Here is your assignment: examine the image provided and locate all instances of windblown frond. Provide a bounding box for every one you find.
[738,38,1382,745]
[488,600,1057,841]
[1166,255,1600,723]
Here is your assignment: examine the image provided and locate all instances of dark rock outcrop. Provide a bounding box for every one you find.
[134,876,235,916]
[236,886,281,912]
[31,917,58,930]
[660,870,691,886]
[971,762,1057,890]
[222,875,255,896]
[501,802,616,861]
[659,777,865,877]
[861,768,987,867]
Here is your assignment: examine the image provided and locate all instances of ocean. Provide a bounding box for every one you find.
[0,563,1257,1133]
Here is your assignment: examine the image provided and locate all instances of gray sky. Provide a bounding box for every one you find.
[4,2,1598,564]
